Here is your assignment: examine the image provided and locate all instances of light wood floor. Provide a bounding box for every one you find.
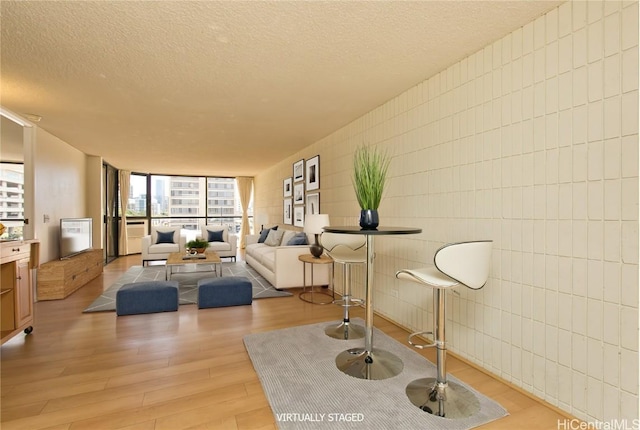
[1,254,571,429]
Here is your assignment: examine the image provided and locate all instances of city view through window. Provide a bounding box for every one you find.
[0,163,24,239]
[126,175,253,237]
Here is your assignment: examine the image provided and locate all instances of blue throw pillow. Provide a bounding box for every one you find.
[287,232,308,246]
[207,229,224,242]
[156,230,175,244]
[258,226,278,243]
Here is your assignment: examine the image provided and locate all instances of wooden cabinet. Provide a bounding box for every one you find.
[1,240,39,345]
[37,249,103,300]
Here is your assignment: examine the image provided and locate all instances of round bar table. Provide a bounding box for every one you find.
[324,226,422,380]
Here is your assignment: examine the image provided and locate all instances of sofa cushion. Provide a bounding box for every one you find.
[264,229,284,246]
[148,243,180,254]
[152,227,180,244]
[207,229,224,242]
[156,230,176,244]
[280,230,295,246]
[203,226,228,243]
[248,244,276,270]
[261,248,276,271]
[286,232,309,246]
[208,241,231,252]
[258,226,278,243]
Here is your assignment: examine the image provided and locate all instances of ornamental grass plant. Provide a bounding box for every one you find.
[352,145,391,210]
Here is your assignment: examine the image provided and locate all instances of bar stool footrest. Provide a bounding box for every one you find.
[408,330,436,349]
[332,298,364,307]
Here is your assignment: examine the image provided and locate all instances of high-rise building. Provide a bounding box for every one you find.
[0,163,24,238]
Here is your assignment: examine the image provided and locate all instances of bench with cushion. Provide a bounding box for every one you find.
[116,280,179,316]
[197,276,252,308]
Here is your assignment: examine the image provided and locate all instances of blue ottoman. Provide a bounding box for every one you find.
[198,276,253,309]
[116,281,179,316]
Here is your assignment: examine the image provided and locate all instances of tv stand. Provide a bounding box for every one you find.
[37,249,103,300]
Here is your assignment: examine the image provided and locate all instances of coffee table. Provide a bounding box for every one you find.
[165,251,222,280]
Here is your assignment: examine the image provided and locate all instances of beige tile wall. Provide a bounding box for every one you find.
[254,1,639,422]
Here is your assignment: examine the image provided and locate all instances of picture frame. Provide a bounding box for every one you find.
[293,159,304,183]
[293,205,304,227]
[306,193,320,215]
[293,182,304,205]
[283,199,292,225]
[283,177,292,197]
[305,155,319,191]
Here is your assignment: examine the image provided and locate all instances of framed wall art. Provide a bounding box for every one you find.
[283,177,292,197]
[293,182,304,205]
[293,159,304,183]
[305,155,319,191]
[293,205,304,227]
[283,198,292,225]
[306,193,320,215]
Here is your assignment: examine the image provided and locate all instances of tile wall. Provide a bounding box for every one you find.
[254,0,639,422]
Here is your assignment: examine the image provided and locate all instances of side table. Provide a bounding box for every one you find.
[298,254,334,305]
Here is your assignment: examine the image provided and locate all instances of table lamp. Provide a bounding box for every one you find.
[254,213,268,232]
[304,214,330,258]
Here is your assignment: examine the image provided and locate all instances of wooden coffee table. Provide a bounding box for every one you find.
[165,251,222,280]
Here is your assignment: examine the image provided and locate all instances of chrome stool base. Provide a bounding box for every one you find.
[336,348,403,380]
[325,320,365,340]
[406,377,480,419]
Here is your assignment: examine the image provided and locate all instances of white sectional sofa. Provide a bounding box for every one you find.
[245,227,330,289]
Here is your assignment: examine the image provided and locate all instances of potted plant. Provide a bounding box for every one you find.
[352,145,391,230]
[186,238,209,254]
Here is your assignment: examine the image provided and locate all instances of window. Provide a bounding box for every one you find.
[127,173,147,217]
[0,163,25,239]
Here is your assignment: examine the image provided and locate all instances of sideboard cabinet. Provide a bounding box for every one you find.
[37,249,103,300]
[1,240,39,345]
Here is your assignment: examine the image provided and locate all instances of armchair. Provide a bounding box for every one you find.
[141,226,187,266]
[200,225,238,261]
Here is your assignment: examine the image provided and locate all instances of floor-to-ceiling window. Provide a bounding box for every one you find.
[0,162,25,240]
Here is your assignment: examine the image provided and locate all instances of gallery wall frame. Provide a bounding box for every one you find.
[293,182,304,205]
[283,198,292,225]
[306,193,320,215]
[305,155,319,191]
[293,159,304,183]
[293,205,304,227]
[283,177,292,197]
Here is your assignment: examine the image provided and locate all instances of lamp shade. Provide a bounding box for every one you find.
[254,213,269,229]
[304,214,330,235]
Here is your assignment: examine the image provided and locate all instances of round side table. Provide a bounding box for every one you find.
[298,254,334,305]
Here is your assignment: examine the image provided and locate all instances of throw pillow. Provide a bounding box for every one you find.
[207,229,224,242]
[286,232,309,246]
[156,230,175,244]
[264,229,284,247]
[258,226,278,243]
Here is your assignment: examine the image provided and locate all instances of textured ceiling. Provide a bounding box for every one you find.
[1,1,562,177]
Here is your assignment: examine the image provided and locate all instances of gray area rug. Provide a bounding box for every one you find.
[83,262,291,312]
[243,319,508,430]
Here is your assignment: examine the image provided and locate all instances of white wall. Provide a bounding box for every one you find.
[33,127,89,262]
[254,0,639,422]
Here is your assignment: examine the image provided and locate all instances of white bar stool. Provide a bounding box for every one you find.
[396,240,493,419]
[320,232,365,340]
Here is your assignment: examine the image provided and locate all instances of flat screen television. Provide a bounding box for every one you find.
[60,217,93,259]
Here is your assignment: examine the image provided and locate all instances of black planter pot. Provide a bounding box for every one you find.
[359,209,379,230]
